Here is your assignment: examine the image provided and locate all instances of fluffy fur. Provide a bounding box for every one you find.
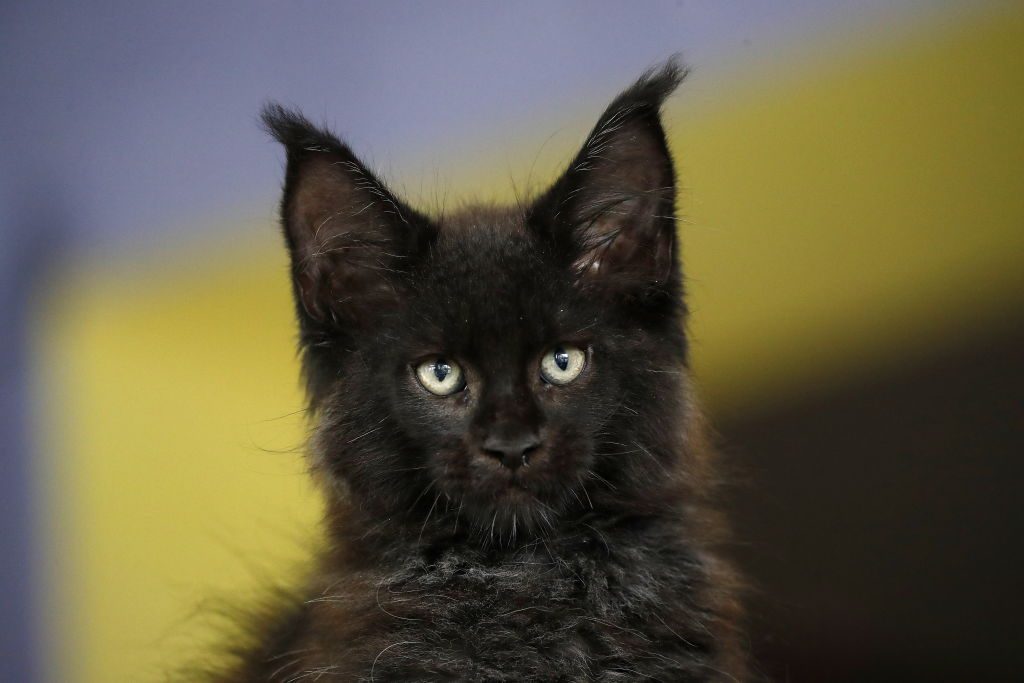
[214,59,748,681]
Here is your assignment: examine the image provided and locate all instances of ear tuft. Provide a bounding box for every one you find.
[575,56,687,167]
[617,56,687,109]
[261,103,345,158]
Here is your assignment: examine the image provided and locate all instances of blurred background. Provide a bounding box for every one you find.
[2,1,1022,681]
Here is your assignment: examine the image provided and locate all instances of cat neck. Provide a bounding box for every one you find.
[324,490,698,572]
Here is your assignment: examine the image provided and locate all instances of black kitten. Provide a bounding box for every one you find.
[219,59,747,681]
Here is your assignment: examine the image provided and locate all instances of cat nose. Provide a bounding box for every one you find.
[482,432,541,470]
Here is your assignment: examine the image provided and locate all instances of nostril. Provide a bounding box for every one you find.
[482,434,542,470]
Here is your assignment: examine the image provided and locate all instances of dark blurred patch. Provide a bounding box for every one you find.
[722,319,1024,682]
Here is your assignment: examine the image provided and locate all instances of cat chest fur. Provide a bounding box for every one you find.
[282,527,726,682]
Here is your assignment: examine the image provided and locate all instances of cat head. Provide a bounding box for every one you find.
[263,60,692,540]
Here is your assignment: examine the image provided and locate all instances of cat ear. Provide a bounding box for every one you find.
[535,59,685,294]
[262,104,432,327]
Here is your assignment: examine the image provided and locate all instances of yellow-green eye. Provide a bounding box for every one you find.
[540,344,586,385]
[415,357,464,396]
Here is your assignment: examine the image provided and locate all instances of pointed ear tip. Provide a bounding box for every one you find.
[259,102,340,154]
[260,102,302,144]
[636,56,689,106]
[618,56,692,114]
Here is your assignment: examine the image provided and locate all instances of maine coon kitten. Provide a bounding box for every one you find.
[220,60,747,681]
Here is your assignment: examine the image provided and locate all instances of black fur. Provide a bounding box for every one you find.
[215,58,748,681]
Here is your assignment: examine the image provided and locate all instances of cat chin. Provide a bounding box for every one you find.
[454,483,566,535]
[467,504,559,539]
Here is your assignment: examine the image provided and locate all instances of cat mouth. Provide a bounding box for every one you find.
[471,474,539,504]
[504,481,535,498]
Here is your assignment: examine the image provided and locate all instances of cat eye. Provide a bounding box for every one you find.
[540,344,587,385]
[415,357,465,396]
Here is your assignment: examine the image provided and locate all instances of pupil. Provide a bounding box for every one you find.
[554,348,569,371]
[433,361,450,382]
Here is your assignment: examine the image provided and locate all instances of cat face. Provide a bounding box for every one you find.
[264,61,689,538]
